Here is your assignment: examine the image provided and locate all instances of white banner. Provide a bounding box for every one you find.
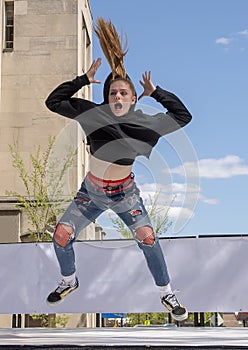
[0,236,248,314]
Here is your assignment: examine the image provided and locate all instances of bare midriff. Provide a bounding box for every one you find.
[89,155,132,180]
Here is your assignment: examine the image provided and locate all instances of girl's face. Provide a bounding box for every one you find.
[108,80,136,117]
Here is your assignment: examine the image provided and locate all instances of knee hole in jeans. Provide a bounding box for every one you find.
[54,223,74,248]
[135,225,155,245]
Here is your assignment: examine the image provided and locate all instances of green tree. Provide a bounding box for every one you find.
[6,135,76,242]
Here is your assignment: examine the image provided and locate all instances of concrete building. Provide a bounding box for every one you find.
[0,0,102,328]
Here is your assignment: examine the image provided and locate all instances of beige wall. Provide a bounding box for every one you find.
[0,0,94,241]
[1,0,92,196]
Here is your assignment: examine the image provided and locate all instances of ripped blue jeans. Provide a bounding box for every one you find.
[53,173,170,286]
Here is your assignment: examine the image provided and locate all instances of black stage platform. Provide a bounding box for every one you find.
[1,327,248,349]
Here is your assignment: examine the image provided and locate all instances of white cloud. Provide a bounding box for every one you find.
[216,30,248,51]
[238,29,248,36]
[138,182,198,219]
[167,206,195,220]
[138,182,200,206]
[199,194,219,205]
[168,155,248,179]
[215,37,232,45]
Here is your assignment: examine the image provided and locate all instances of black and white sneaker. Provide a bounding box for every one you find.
[161,294,188,322]
[47,277,79,306]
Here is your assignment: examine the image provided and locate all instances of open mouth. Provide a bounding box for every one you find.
[114,102,123,110]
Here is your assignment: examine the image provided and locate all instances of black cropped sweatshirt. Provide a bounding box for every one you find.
[45,74,192,165]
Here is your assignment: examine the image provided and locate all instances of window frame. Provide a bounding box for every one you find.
[3,1,14,52]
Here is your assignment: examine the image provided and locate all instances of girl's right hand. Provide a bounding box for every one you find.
[138,71,156,100]
[86,57,102,84]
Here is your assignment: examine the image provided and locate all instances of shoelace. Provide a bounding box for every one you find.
[165,294,180,308]
[55,279,69,293]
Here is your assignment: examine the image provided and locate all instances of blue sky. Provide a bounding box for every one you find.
[89,0,248,238]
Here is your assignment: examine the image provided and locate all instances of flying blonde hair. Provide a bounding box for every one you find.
[94,17,128,79]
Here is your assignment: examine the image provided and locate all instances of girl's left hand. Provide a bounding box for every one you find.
[138,71,156,100]
[86,58,102,84]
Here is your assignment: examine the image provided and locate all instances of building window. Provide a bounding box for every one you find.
[4,1,14,51]
[82,16,91,72]
[81,16,91,99]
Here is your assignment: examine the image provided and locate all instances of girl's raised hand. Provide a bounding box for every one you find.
[138,71,156,101]
[86,58,102,84]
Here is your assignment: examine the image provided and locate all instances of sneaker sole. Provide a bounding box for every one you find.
[171,310,188,322]
[46,298,63,307]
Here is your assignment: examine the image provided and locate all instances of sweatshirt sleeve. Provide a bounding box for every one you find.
[45,74,97,119]
[150,86,192,135]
